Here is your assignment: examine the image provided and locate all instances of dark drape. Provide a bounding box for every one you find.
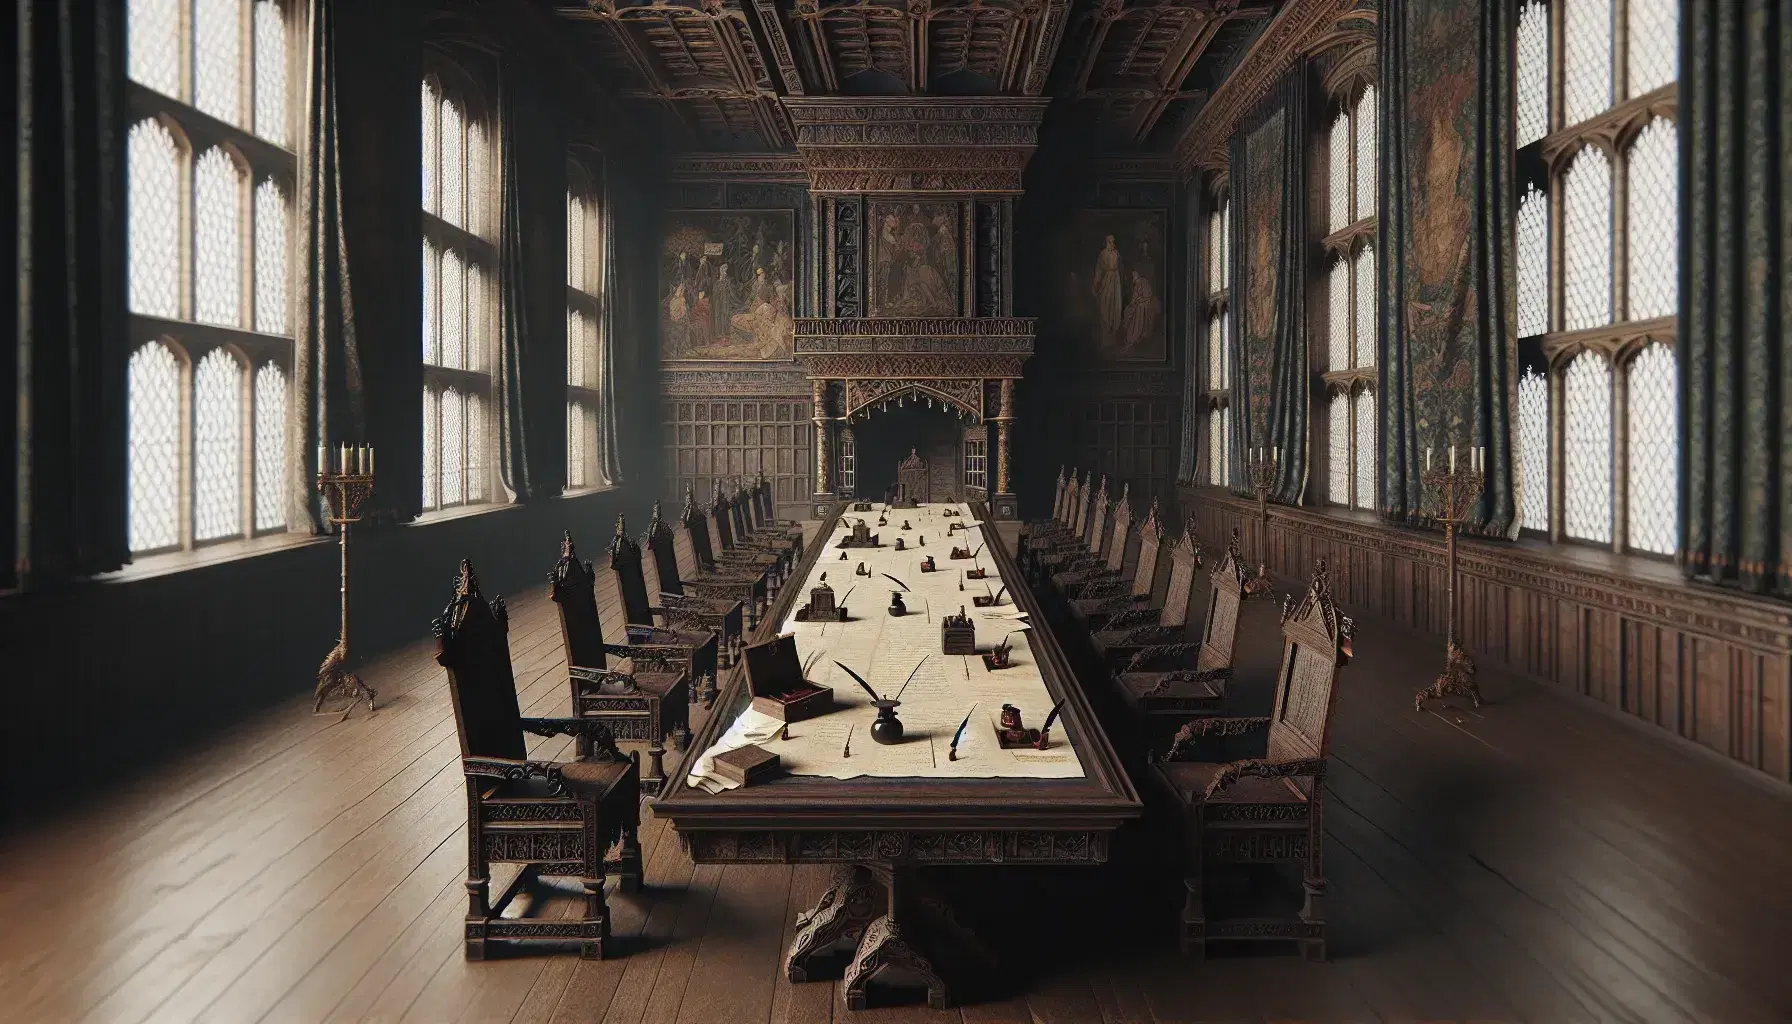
[1227,67,1308,503]
[494,66,566,502]
[596,156,625,485]
[328,0,423,521]
[1377,0,1518,534]
[1680,2,1792,597]
[2,0,129,590]
[293,0,363,531]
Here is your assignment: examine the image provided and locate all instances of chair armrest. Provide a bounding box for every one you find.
[1161,716,1271,762]
[462,755,570,795]
[1105,606,1156,630]
[519,717,629,760]
[1137,666,1231,698]
[568,666,641,694]
[1203,756,1328,799]
[1124,642,1201,671]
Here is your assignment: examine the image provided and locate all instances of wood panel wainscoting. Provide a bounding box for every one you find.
[1179,485,1792,786]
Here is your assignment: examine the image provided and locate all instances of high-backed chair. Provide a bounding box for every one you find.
[1111,529,1252,739]
[639,502,742,673]
[1031,473,1106,581]
[1053,483,1135,596]
[733,479,803,561]
[1021,465,1070,542]
[753,471,801,530]
[437,559,643,961]
[675,488,768,627]
[1041,477,1115,575]
[1023,468,1085,557]
[1150,561,1353,960]
[1089,520,1202,666]
[550,530,693,792]
[1068,499,1166,629]
[707,484,783,581]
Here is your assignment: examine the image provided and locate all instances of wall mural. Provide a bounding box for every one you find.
[1060,209,1166,362]
[660,210,796,361]
[869,202,961,317]
[1243,108,1285,445]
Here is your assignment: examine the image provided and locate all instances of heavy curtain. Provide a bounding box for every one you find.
[2,0,130,590]
[298,0,424,525]
[1680,2,1792,597]
[596,157,625,485]
[1377,0,1517,534]
[1227,66,1308,503]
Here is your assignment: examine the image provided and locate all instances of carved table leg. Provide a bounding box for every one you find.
[786,864,881,983]
[844,915,948,1011]
[645,738,667,793]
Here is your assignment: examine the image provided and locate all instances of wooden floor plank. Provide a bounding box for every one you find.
[767,865,836,1024]
[670,863,793,1024]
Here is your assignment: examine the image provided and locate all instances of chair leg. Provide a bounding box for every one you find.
[1300,874,1327,962]
[465,870,491,961]
[618,823,643,894]
[580,871,610,960]
[1179,876,1206,958]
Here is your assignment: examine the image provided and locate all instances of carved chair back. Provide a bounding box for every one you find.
[1072,473,1098,538]
[1083,476,1111,550]
[755,473,778,525]
[1196,531,1249,674]
[594,519,653,642]
[733,483,756,538]
[1159,522,1203,629]
[708,487,735,554]
[549,533,608,671]
[1104,485,1134,573]
[1131,501,1166,598]
[1265,561,1348,791]
[641,505,683,598]
[436,560,526,762]
[677,490,715,577]
[897,449,929,504]
[1049,466,1068,523]
[1058,471,1081,528]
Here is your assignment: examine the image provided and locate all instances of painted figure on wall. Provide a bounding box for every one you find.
[1061,211,1167,361]
[660,212,796,360]
[870,202,959,317]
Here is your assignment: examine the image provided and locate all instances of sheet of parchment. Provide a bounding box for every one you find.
[687,503,1085,793]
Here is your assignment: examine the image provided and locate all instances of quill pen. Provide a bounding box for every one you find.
[947,704,977,762]
[881,572,910,591]
[833,661,885,703]
[892,656,930,702]
[993,585,1009,605]
[1035,699,1068,750]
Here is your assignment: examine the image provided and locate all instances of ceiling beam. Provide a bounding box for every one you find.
[1021,0,1071,93]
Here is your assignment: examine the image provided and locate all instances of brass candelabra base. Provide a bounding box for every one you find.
[1414,639,1482,711]
[313,639,377,719]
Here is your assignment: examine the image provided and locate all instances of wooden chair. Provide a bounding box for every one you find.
[1023,468,1085,558]
[676,488,768,628]
[707,484,785,580]
[437,559,644,961]
[1068,499,1166,630]
[639,502,743,673]
[1021,464,1070,542]
[1033,474,1107,582]
[734,479,804,560]
[551,528,693,793]
[753,471,802,530]
[1111,529,1252,739]
[1089,519,1202,667]
[1053,482,1135,596]
[1149,560,1354,960]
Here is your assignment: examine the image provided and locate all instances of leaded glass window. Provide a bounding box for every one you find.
[1516,1,1550,146]
[421,69,499,512]
[1516,182,1549,337]
[1353,389,1375,511]
[568,402,590,490]
[1561,147,1612,331]
[127,0,295,555]
[1626,0,1677,98]
[1352,245,1375,368]
[1328,258,1349,372]
[1328,393,1349,504]
[1625,118,1677,321]
[253,1,287,144]
[1563,0,1613,128]
[1516,367,1550,533]
[253,362,287,532]
[1204,192,1231,491]
[1327,112,1350,234]
[1563,350,1613,544]
[128,342,183,553]
[1207,211,1223,293]
[254,180,287,334]
[1625,343,1676,555]
[1354,86,1376,221]
[567,177,605,489]
[128,120,182,319]
[192,349,243,542]
[1208,411,1224,487]
[1207,318,1222,389]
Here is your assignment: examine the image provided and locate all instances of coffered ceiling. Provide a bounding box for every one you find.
[548,0,1278,155]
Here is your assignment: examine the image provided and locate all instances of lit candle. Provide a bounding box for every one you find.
[1425,447,1432,471]
[340,444,349,475]
[368,445,375,476]
[317,443,327,473]
[1449,446,1456,472]
[1273,446,1280,463]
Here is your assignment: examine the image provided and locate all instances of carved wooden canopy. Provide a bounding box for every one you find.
[795,316,1035,421]
[783,96,1049,192]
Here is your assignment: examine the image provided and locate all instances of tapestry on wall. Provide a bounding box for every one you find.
[660,211,796,361]
[1379,0,1516,533]
[868,202,960,317]
[1058,209,1167,362]
[1240,109,1284,451]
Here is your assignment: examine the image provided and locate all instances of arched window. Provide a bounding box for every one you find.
[1202,187,1231,489]
[1510,0,1678,555]
[1319,74,1378,510]
[126,0,295,553]
[566,162,606,491]
[421,68,499,512]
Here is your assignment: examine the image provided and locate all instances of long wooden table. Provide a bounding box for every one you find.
[654,501,1142,1010]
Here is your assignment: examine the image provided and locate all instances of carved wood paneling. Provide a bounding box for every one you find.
[665,397,815,519]
[1182,486,1792,784]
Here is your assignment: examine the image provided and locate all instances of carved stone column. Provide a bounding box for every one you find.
[812,379,832,513]
[990,378,1017,520]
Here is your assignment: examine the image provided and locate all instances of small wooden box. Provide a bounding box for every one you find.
[712,744,782,786]
[745,634,835,722]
